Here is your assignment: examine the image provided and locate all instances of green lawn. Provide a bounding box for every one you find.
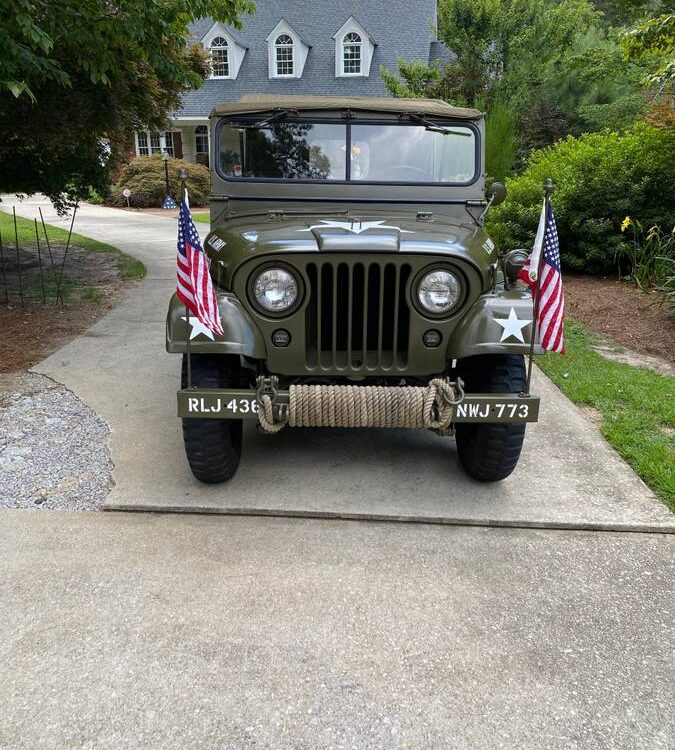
[538,319,675,511]
[0,210,145,280]
[193,212,209,224]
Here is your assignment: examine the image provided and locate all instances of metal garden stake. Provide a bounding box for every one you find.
[12,207,24,307]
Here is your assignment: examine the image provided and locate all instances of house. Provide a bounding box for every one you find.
[133,0,449,166]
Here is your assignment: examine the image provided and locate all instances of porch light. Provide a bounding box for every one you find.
[161,150,178,210]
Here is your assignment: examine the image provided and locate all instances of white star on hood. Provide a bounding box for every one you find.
[181,316,215,341]
[494,307,531,343]
[298,220,412,234]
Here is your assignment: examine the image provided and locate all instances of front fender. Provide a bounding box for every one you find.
[446,289,543,359]
[166,292,266,356]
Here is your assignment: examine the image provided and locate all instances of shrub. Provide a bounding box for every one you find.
[111,156,210,208]
[85,186,105,205]
[618,218,675,290]
[487,123,675,274]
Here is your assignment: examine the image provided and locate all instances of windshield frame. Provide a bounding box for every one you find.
[214,116,481,187]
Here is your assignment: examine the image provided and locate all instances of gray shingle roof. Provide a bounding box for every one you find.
[187,17,214,43]
[174,1,446,119]
[429,40,454,66]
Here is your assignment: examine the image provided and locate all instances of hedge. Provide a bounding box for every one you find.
[111,155,210,208]
[487,123,675,274]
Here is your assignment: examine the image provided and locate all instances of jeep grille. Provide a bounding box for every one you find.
[305,261,412,371]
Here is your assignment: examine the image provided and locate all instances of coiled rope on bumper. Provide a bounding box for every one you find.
[257,379,460,433]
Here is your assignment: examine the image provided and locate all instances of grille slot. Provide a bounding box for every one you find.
[305,261,411,371]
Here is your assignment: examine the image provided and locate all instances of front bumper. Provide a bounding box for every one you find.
[178,387,539,426]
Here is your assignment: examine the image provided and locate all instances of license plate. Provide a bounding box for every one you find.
[179,390,260,418]
[452,395,539,423]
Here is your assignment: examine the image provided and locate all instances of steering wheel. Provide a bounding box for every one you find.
[379,165,429,180]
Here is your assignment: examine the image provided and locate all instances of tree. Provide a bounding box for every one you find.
[382,0,647,159]
[382,0,604,114]
[621,10,675,92]
[0,0,253,210]
[591,0,660,26]
[380,59,444,99]
[433,0,602,110]
[538,26,646,136]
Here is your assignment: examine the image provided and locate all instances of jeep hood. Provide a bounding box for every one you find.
[205,213,497,280]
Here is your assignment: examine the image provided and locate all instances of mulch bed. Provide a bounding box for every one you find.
[0,246,132,373]
[0,302,121,373]
[564,274,675,366]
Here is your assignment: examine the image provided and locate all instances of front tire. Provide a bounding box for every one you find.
[181,354,244,483]
[455,354,527,482]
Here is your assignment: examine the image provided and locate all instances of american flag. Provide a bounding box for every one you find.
[176,198,223,336]
[518,200,565,353]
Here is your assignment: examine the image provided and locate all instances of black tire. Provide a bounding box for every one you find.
[454,354,527,482]
[181,354,244,483]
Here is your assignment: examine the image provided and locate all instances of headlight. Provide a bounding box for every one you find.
[253,268,299,313]
[417,269,461,314]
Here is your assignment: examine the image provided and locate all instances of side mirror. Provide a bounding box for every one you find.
[488,182,507,206]
[503,248,530,283]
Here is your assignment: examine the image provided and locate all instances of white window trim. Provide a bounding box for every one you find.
[194,124,210,166]
[208,35,230,79]
[333,17,374,78]
[134,130,174,157]
[265,20,309,79]
[273,34,295,78]
[135,132,148,157]
[194,125,210,154]
[202,23,247,80]
[341,32,363,77]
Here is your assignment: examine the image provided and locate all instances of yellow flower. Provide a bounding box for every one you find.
[620,216,632,232]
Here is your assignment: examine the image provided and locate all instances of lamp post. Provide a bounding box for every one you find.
[161,151,177,210]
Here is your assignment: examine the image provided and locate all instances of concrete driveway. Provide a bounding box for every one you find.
[3,196,672,530]
[1,510,673,749]
[0,197,673,749]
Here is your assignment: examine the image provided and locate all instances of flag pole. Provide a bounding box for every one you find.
[179,167,193,389]
[526,178,554,394]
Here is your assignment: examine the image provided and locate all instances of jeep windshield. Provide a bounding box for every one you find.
[218,120,477,184]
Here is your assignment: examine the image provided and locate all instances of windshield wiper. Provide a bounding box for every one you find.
[407,113,472,137]
[239,109,299,129]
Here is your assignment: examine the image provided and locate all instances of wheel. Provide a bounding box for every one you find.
[181,354,244,483]
[454,354,527,482]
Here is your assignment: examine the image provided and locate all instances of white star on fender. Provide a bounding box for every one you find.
[181,316,216,341]
[298,220,412,234]
[494,308,531,343]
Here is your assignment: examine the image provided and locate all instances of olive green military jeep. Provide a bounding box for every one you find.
[167,95,540,484]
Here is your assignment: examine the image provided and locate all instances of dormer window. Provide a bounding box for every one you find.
[202,23,247,80]
[274,34,294,76]
[266,20,310,79]
[210,36,229,78]
[333,17,375,78]
[342,32,362,75]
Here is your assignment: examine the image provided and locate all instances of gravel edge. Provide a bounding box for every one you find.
[0,372,113,510]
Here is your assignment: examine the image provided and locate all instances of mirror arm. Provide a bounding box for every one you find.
[464,200,487,226]
[477,194,495,226]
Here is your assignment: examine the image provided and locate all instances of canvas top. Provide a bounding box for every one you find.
[210,94,482,120]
